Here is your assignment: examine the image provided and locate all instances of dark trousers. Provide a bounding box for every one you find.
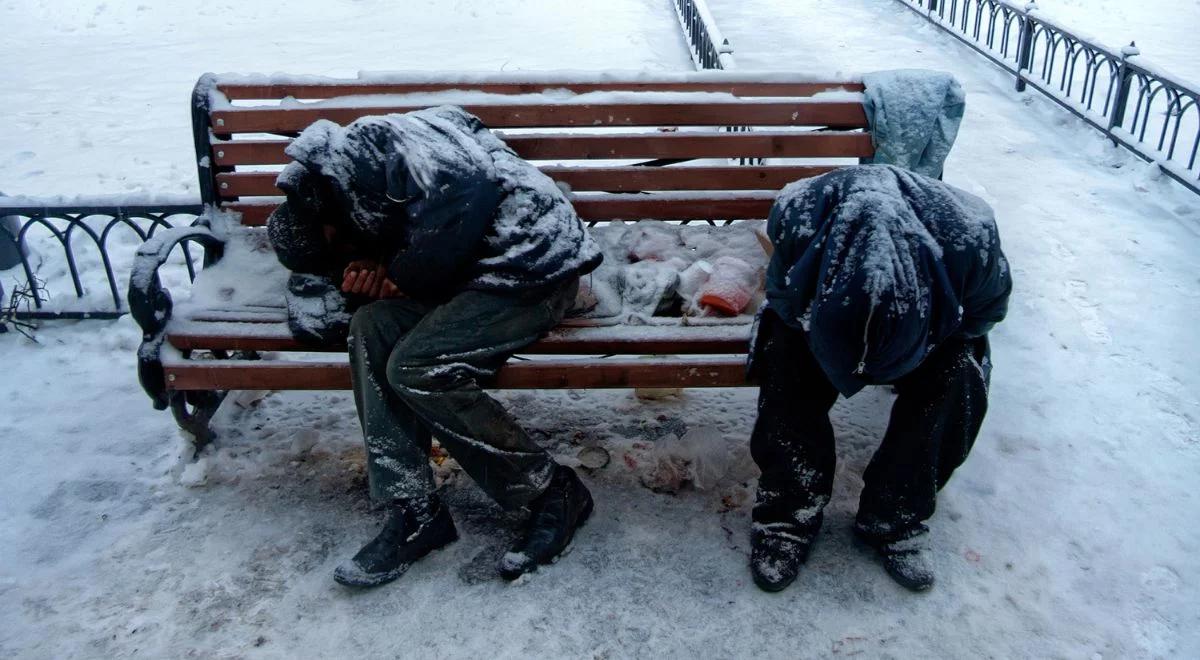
[750,309,991,543]
[348,279,577,509]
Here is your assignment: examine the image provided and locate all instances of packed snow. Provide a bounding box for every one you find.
[2,0,1199,658]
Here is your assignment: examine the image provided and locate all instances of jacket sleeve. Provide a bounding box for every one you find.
[384,166,501,302]
[960,230,1013,338]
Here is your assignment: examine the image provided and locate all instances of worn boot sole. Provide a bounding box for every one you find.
[333,524,460,588]
[499,492,594,581]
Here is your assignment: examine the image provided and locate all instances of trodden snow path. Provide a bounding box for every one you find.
[1,0,1199,658]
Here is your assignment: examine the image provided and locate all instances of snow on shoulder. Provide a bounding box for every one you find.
[773,165,999,306]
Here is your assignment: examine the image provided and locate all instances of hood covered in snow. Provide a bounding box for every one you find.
[764,165,1011,395]
[282,107,497,242]
[275,105,600,301]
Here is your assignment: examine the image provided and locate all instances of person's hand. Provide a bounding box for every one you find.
[379,278,405,299]
[342,260,379,296]
[342,261,404,299]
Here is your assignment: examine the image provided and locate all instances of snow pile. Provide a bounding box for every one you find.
[177,227,289,314]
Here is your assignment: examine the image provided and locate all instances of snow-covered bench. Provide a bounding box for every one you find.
[129,72,872,448]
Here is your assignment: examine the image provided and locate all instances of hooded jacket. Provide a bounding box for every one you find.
[268,105,602,304]
[763,165,1011,396]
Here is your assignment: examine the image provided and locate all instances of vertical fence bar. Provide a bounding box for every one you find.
[1107,42,1139,134]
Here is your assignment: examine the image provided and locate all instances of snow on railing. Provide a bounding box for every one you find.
[671,0,736,71]
[0,199,206,322]
[893,0,1200,195]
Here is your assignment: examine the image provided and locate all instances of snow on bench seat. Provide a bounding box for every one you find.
[166,316,753,355]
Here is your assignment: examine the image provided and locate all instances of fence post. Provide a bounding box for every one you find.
[1107,42,1140,134]
[1014,2,1037,92]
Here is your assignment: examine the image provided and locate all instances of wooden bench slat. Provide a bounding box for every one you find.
[211,101,868,134]
[163,357,752,390]
[223,191,779,225]
[211,132,874,167]
[217,80,864,100]
[167,320,752,354]
[544,165,833,191]
[568,193,776,221]
[177,309,288,323]
[216,165,839,197]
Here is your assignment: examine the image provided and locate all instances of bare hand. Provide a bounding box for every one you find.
[379,278,405,299]
[342,260,404,299]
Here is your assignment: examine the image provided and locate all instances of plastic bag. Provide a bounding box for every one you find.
[697,256,759,315]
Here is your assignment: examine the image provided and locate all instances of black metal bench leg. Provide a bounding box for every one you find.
[170,390,227,457]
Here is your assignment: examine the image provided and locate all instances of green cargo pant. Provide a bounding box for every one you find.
[347,278,577,509]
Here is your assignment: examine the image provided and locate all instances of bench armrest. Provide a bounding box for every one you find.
[128,223,226,409]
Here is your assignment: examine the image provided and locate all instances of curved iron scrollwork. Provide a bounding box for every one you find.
[0,202,204,319]
[126,220,230,453]
[895,0,1200,195]
[127,222,225,409]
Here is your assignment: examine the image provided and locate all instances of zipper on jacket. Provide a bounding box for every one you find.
[854,304,875,376]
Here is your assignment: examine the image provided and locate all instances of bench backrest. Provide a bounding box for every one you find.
[191,73,872,226]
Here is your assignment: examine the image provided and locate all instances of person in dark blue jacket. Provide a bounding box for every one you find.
[267,106,602,588]
[748,165,1012,592]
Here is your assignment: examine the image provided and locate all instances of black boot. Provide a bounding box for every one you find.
[334,494,458,588]
[750,515,819,592]
[499,465,594,580]
[855,526,935,592]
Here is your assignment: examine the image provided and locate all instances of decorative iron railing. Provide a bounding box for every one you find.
[0,201,205,322]
[672,0,736,71]
[894,0,1200,195]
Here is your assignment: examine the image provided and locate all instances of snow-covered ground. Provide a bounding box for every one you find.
[0,0,690,197]
[3,0,1200,658]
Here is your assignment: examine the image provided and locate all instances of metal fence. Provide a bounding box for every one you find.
[894,0,1200,195]
[0,202,204,322]
[672,0,736,70]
